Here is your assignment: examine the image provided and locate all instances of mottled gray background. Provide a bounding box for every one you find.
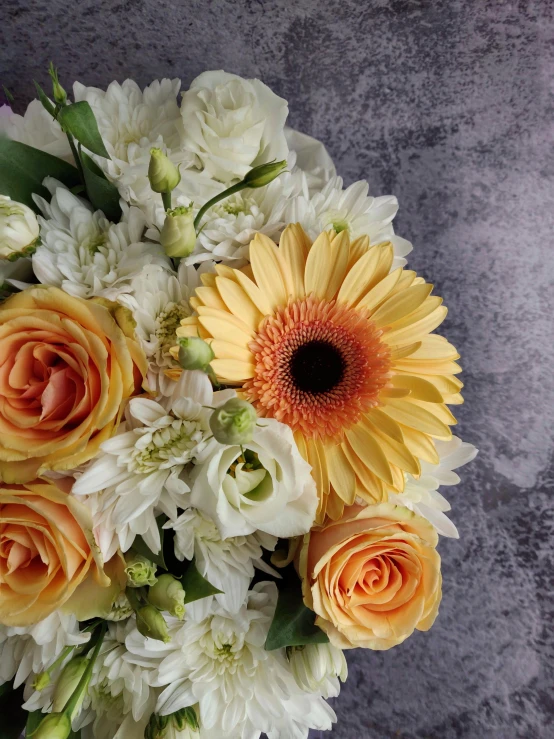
[1,0,553,737]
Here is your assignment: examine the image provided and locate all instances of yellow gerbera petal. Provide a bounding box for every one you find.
[362,419,421,475]
[370,284,434,328]
[304,231,333,299]
[390,375,444,402]
[280,224,309,299]
[325,442,357,505]
[345,423,394,485]
[399,425,440,464]
[210,359,255,382]
[249,233,290,311]
[198,315,252,349]
[215,276,263,331]
[194,286,228,310]
[325,230,351,300]
[337,243,391,306]
[209,340,253,362]
[382,305,448,345]
[381,398,452,439]
[357,268,403,313]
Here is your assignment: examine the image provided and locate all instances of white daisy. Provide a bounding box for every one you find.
[127,582,336,738]
[389,436,478,538]
[73,78,219,232]
[0,99,73,161]
[118,262,211,396]
[0,611,89,690]
[166,507,277,613]
[188,152,306,266]
[190,416,318,540]
[72,371,214,559]
[32,179,169,299]
[284,175,413,268]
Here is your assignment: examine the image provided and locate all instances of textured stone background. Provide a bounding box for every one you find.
[1,0,553,737]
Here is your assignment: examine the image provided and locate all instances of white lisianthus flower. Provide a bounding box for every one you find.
[0,195,40,258]
[126,582,336,738]
[287,643,347,699]
[32,179,169,299]
[284,175,413,269]
[72,371,214,559]
[285,127,336,194]
[181,70,289,183]
[188,152,307,266]
[0,99,73,161]
[118,262,212,395]
[389,436,478,538]
[0,611,89,692]
[166,507,277,613]
[190,415,318,539]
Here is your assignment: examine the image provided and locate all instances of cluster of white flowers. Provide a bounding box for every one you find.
[0,69,477,739]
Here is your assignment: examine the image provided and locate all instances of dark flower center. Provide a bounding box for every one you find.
[290,340,345,394]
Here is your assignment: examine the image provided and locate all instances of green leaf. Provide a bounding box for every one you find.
[58,102,110,159]
[265,572,329,651]
[33,81,56,117]
[182,561,222,604]
[26,711,81,738]
[0,682,27,739]
[0,137,81,211]
[131,515,167,569]
[81,151,122,223]
[3,86,15,104]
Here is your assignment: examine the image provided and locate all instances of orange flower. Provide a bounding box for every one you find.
[299,503,442,650]
[0,287,147,483]
[0,478,110,626]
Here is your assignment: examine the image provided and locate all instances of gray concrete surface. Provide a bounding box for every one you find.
[1,1,553,737]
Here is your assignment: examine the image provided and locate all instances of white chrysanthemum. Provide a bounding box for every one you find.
[73,79,219,231]
[188,153,307,266]
[389,436,478,538]
[118,262,209,395]
[284,175,412,268]
[127,582,336,738]
[0,99,73,161]
[166,507,277,613]
[72,372,214,559]
[32,179,169,299]
[0,611,89,690]
[191,416,318,540]
[287,643,347,699]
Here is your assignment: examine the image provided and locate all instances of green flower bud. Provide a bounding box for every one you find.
[148,148,181,194]
[136,605,171,643]
[33,671,51,691]
[32,712,72,739]
[125,553,158,588]
[160,205,196,258]
[209,397,257,445]
[241,160,287,189]
[177,336,215,372]
[144,707,199,739]
[48,62,67,105]
[52,656,89,716]
[148,574,186,620]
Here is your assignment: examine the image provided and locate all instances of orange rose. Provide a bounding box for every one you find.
[300,503,442,650]
[0,477,110,626]
[0,287,147,482]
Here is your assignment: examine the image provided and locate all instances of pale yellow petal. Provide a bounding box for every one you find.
[249,233,290,310]
[389,342,421,361]
[280,224,308,299]
[390,375,444,402]
[209,340,253,362]
[234,270,273,315]
[410,335,460,360]
[408,398,458,425]
[341,441,386,502]
[399,425,440,464]
[215,276,263,331]
[364,407,405,443]
[337,245,387,306]
[370,284,434,328]
[362,419,421,475]
[347,235,370,269]
[198,316,252,348]
[210,358,255,381]
[325,442,357,505]
[381,306,448,346]
[194,286,228,310]
[325,230,351,300]
[385,296,443,332]
[304,231,333,298]
[356,268,403,313]
[345,423,394,485]
[381,398,452,439]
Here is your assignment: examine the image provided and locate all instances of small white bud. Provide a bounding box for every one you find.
[209,398,257,445]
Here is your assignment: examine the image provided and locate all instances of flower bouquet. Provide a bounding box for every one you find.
[0,66,477,739]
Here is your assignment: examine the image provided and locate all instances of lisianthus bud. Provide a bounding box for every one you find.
[48,62,67,105]
[125,553,158,588]
[52,656,88,715]
[177,336,214,372]
[32,712,72,739]
[241,160,287,189]
[33,671,51,691]
[287,643,347,698]
[145,707,199,739]
[148,573,186,619]
[0,195,40,259]
[209,398,257,445]
[160,206,196,258]
[148,148,181,194]
[136,605,171,643]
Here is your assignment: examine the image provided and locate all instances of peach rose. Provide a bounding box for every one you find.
[0,477,110,626]
[299,503,442,650]
[0,287,147,483]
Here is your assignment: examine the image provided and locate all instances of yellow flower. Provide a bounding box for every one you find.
[0,477,109,626]
[173,226,463,521]
[298,503,442,650]
[0,286,147,483]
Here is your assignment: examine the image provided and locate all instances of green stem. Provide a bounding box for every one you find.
[47,644,75,674]
[62,622,106,719]
[162,191,172,212]
[193,181,246,233]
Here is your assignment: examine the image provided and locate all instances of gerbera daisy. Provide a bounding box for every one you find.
[173,225,463,521]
